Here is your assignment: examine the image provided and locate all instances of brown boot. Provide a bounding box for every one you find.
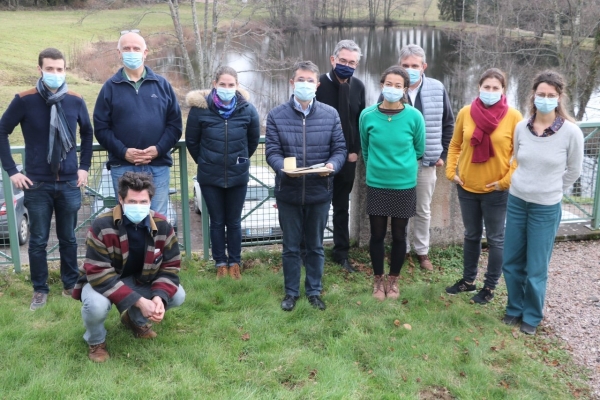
[417,254,434,271]
[216,266,228,279]
[229,263,242,280]
[386,275,400,299]
[121,310,157,339]
[88,341,110,363]
[372,275,386,301]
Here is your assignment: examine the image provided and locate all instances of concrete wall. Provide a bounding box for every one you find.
[350,156,465,248]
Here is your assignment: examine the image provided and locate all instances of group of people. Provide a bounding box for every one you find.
[0,31,584,363]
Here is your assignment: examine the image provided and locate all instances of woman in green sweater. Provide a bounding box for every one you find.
[359,66,425,301]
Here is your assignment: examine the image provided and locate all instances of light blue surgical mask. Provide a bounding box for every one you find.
[406,68,422,85]
[534,96,559,114]
[381,86,405,103]
[479,90,502,106]
[216,87,237,102]
[42,72,66,90]
[122,52,144,70]
[293,82,317,102]
[123,203,150,224]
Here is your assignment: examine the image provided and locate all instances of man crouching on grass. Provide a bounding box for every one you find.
[72,172,185,362]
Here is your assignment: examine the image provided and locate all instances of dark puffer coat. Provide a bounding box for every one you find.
[265,96,347,205]
[185,89,261,188]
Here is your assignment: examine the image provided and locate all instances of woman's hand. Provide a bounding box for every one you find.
[485,181,501,191]
[452,175,464,186]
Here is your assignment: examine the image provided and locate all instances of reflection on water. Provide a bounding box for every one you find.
[153,27,600,121]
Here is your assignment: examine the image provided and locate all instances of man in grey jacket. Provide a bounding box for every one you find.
[266,61,347,312]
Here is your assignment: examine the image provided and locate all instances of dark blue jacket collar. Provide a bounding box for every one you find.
[110,66,159,84]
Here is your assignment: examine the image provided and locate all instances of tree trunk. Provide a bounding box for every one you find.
[167,0,197,88]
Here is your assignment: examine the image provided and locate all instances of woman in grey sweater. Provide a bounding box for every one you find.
[502,70,584,335]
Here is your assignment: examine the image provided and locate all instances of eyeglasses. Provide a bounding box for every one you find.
[336,58,358,68]
[535,93,559,99]
[120,29,141,35]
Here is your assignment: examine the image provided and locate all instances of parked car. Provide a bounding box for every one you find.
[0,165,29,245]
[87,165,178,231]
[193,166,336,241]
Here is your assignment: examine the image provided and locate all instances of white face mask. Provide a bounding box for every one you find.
[123,203,150,224]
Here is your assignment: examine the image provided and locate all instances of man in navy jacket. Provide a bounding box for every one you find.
[93,31,182,217]
[0,48,93,310]
[266,61,347,312]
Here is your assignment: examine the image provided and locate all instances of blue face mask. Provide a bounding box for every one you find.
[293,82,317,102]
[123,203,150,224]
[334,63,355,79]
[381,86,405,103]
[122,52,144,70]
[216,87,237,102]
[42,72,66,90]
[479,90,502,106]
[406,68,422,85]
[534,96,559,114]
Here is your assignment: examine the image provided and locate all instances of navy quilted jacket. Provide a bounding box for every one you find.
[265,96,347,205]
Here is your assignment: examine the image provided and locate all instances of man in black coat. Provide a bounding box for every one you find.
[315,40,366,273]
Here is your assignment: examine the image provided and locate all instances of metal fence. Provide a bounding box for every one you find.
[0,141,191,272]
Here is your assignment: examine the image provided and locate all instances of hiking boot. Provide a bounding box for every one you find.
[229,263,242,280]
[88,341,110,363]
[520,322,537,335]
[307,295,326,310]
[62,288,73,298]
[502,314,521,326]
[281,294,299,311]
[216,266,228,280]
[372,275,386,301]
[386,275,400,300]
[30,292,48,311]
[120,310,157,339]
[471,287,495,304]
[445,279,477,295]
[417,254,434,271]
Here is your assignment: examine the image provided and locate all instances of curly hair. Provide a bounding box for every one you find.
[528,70,575,122]
[117,171,155,200]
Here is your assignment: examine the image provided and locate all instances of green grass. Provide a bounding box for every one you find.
[0,245,591,399]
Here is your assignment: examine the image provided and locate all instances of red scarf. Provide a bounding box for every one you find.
[469,95,508,163]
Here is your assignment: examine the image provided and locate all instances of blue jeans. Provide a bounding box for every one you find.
[23,180,81,293]
[200,184,247,267]
[277,200,330,297]
[110,165,170,217]
[502,194,561,327]
[80,277,186,345]
[457,186,508,290]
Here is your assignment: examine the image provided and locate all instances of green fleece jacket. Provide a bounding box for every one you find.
[360,103,426,189]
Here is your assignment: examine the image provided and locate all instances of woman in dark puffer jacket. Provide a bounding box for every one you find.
[185,66,260,280]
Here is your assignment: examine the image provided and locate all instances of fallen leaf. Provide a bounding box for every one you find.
[460,371,467,377]
[490,346,498,352]
[423,354,428,360]
[500,380,510,389]
[308,369,318,380]
[416,377,421,383]
[473,338,479,346]
[241,333,250,341]
[356,301,362,305]
[512,330,519,339]
[454,336,461,342]
[402,375,408,382]
[368,370,373,374]
[468,329,474,333]
[474,310,481,314]
[394,319,401,326]
[494,328,501,336]
[403,324,412,330]
[500,340,506,349]
[402,299,408,304]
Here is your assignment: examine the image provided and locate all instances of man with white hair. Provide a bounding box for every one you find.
[93,30,182,217]
[397,44,455,271]
[315,39,366,273]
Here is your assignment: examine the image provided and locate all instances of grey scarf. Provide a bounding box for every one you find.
[36,78,75,174]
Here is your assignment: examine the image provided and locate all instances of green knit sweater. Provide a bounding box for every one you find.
[359,103,426,189]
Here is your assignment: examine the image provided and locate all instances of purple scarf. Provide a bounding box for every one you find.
[211,88,237,119]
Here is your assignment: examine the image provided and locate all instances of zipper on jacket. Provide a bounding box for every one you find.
[302,117,306,206]
[224,119,229,188]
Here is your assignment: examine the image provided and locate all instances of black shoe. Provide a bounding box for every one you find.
[502,314,521,326]
[307,295,326,310]
[281,295,299,311]
[445,279,477,295]
[471,287,495,304]
[338,259,355,273]
[520,322,537,335]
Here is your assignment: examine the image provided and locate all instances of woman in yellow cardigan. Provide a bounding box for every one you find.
[445,68,522,304]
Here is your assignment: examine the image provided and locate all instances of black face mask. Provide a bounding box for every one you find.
[334,63,355,79]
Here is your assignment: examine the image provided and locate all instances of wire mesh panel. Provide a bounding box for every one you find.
[562,123,600,223]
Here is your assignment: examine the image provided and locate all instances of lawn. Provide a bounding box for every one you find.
[0,245,591,399]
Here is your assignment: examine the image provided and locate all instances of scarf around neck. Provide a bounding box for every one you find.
[36,78,75,174]
[469,95,508,163]
[329,68,354,150]
[211,88,237,119]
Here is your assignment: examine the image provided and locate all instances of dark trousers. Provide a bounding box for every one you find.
[331,171,354,263]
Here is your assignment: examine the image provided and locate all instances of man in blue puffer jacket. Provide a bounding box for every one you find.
[266,61,347,312]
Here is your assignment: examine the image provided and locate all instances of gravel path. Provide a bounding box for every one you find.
[544,240,600,399]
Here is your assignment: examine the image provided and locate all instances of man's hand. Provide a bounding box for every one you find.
[9,173,32,190]
[125,148,143,164]
[485,181,501,191]
[148,296,165,323]
[77,169,88,187]
[435,158,444,167]
[139,146,159,164]
[134,297,157,319]
[318,163,334,177]
[347,153,358,162]
[452,175,464,186]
